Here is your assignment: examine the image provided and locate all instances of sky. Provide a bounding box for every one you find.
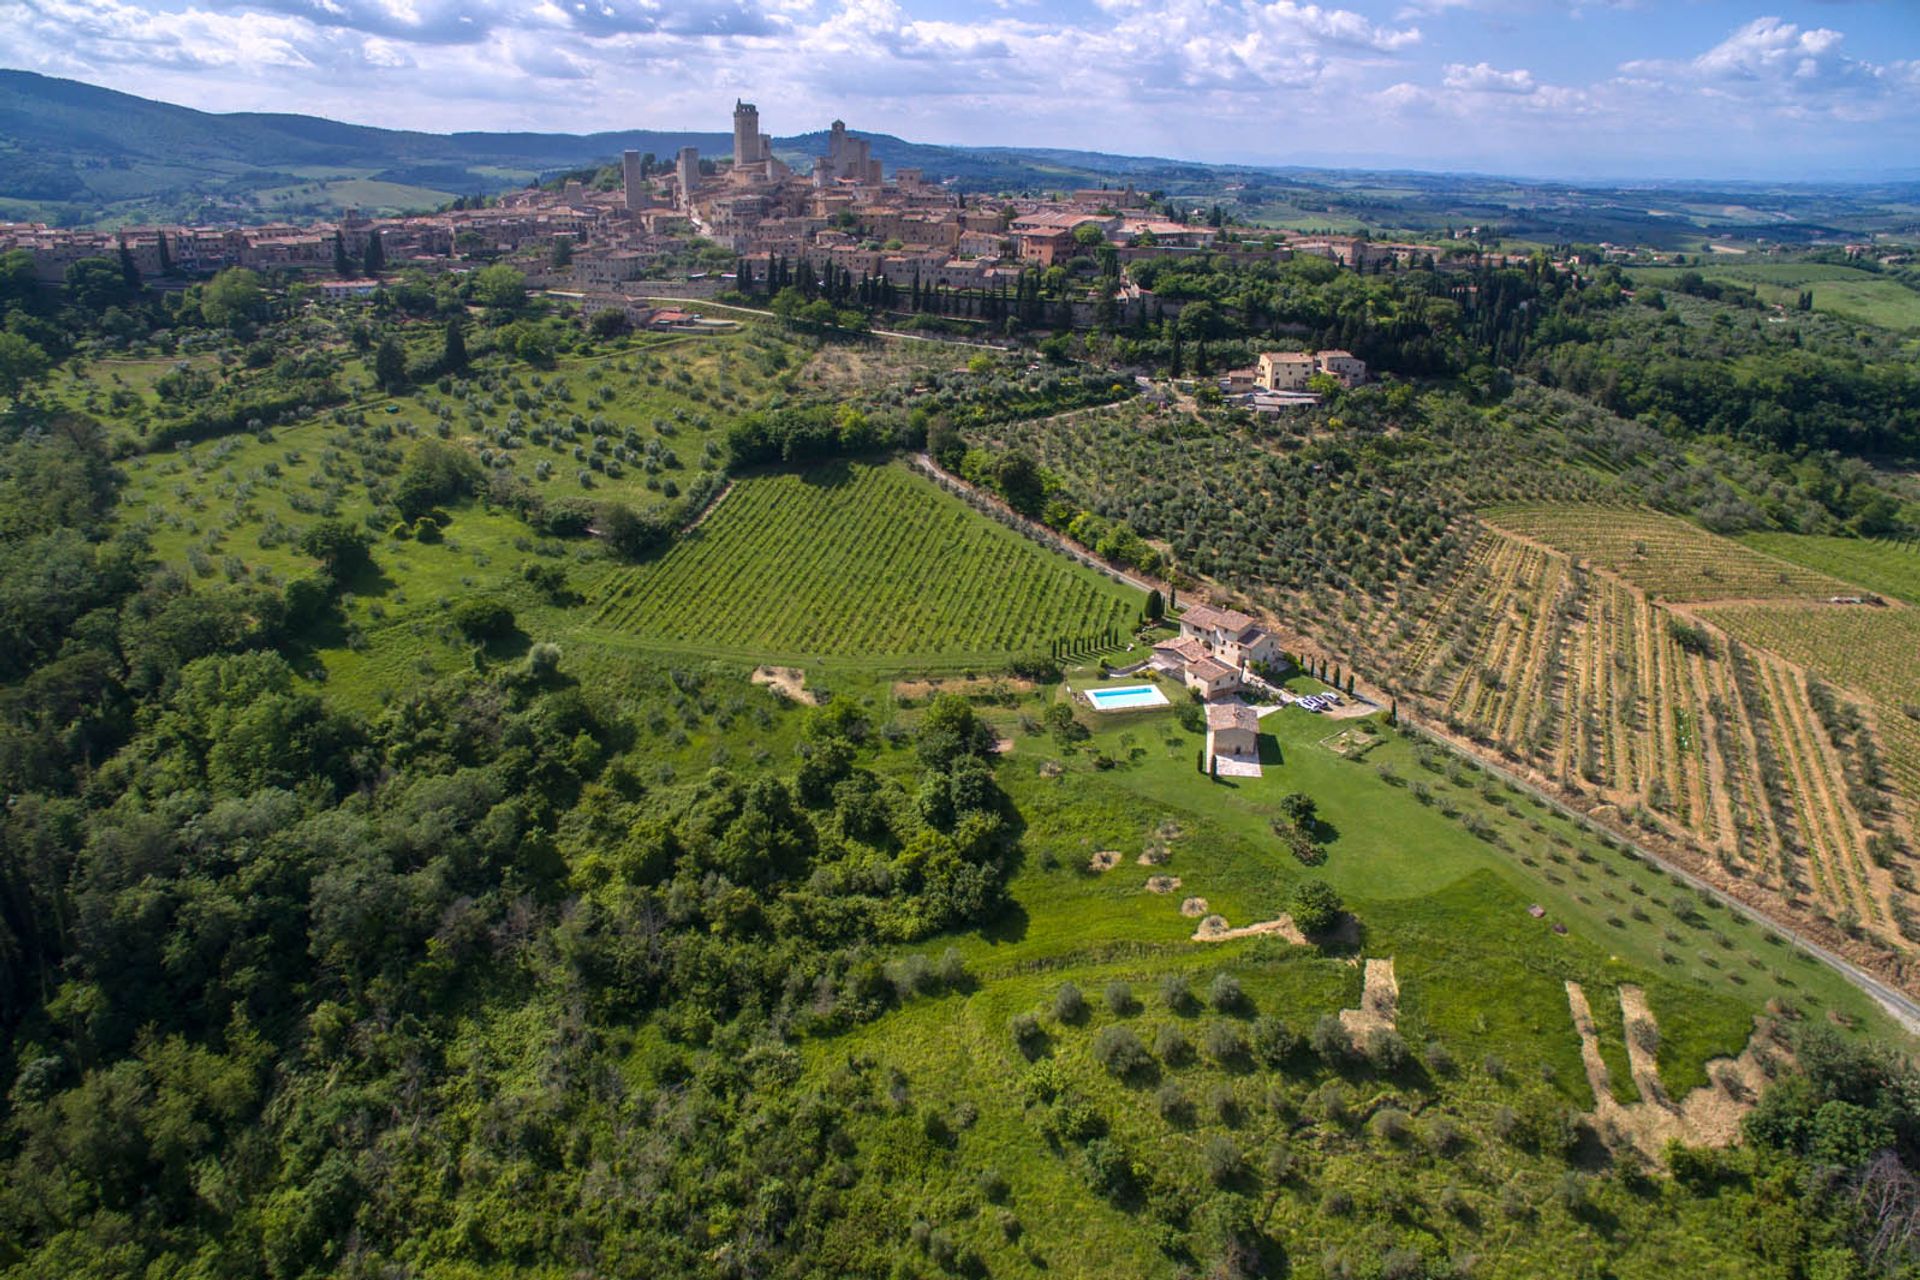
[2,0,1917,180]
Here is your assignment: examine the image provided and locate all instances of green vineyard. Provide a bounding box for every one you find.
[589,460,1144,664]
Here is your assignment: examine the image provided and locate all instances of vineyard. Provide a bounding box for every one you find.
[1381,521,1918,952]
[1739,532,1920,606]
[588,460,1144,664]
[1481,504,1853,601]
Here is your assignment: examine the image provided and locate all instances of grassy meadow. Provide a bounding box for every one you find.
[1628,262,1920,331]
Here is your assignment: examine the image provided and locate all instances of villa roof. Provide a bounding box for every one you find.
[1206,702,1259,732]
[1181,602,1259,633]
[1154,636,1209,662]
[1188,656,1236,682]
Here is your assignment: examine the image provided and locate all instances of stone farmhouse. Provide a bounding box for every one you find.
[1205,702,1260,763]
[1150,602,1282,700]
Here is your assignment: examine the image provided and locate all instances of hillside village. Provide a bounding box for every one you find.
[1,99,1526,344]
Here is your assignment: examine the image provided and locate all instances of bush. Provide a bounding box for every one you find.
[1092,1025,1152,1078]
[1289,878,1343,935]
[1250,1015,1300,1067]
[1310,1014,1351,1061]
[1202,1020,1245,1064]
[934,947,969,989]
[1104,980,1136,1016]
[1083,1137,1135,1198]
[1053,981,1087,1024]
[1370,1107,1411,1143]
[1365,1028,1409,1073]
[1011,1013,1045,1058]
[1154,1081,1192,1123]
[1153,1023,1191,1065]
[1158,973,1193,1013]
[1207,972,1245,1013]
[452,598,515,641]
[1201,1135,1241,1187]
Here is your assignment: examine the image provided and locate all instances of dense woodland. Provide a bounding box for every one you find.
[2,240,1919,1278]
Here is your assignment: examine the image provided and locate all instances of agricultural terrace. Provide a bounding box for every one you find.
[589,460,1144,666]
[1702,604,1920,845]
[1628,262,1920,332]
[1739,533,1920,606]
[1481,503,1855,601]
[1384,525,1917,954]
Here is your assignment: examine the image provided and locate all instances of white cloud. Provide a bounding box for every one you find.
[1442,61,1535,93]
[0,0,1912,177]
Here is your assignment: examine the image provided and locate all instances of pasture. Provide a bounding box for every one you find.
[1480,503,1853,601]
[1629,262,1920,331]
[589,460,1145,667]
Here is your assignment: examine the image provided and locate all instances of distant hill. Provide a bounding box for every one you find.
[0,70,1230,226]
[3,68,1916,246]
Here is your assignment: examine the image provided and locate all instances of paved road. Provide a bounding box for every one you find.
[1400,722,1920,1036]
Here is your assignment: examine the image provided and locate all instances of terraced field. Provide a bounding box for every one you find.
[1385,520,1916,949]
[590,460,1144,665]
[1482,504,1852,601]
[1703,605,1920,833]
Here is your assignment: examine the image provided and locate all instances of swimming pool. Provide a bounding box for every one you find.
[1087,684,1171,711]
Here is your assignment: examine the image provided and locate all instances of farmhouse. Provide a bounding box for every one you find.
[1205,702,1259,762]
[1184,654,1241,699]
[1178,602,1281,670]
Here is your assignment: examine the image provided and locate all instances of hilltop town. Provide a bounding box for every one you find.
[0,99,1532,392]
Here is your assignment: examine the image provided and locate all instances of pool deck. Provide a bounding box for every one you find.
[1083,683,1173,712]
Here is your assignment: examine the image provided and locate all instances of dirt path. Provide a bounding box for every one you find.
[1338,958,1399,1038]
[1192,914,1307,944]
[750,666,817,705]
[1565,981,1785,1159]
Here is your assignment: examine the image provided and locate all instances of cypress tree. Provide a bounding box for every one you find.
[442,318,468,373]
[363,231,386,276]
[333,232,351,278]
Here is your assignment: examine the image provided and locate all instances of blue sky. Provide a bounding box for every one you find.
[1,0,1916,179]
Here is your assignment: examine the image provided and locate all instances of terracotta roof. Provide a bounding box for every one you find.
[1188,656,1236,682]
[1206,702,1259,731]
[1181,603,1258,633]
[1153,636,1209,662]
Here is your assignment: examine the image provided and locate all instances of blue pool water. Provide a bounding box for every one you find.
[1087,684,1171,710]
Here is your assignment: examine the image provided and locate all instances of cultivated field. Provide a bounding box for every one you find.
[1385,519,1918,955]
[1482,503,1853,601]
[1739,532,1920,605]
[1628,262,1920,331]
[589,460,1145,665]
[1702,605,1920,830]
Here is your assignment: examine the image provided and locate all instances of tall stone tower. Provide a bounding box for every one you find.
[676,146,700,211]
[732,100,760,170]
[621,150,644,212]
